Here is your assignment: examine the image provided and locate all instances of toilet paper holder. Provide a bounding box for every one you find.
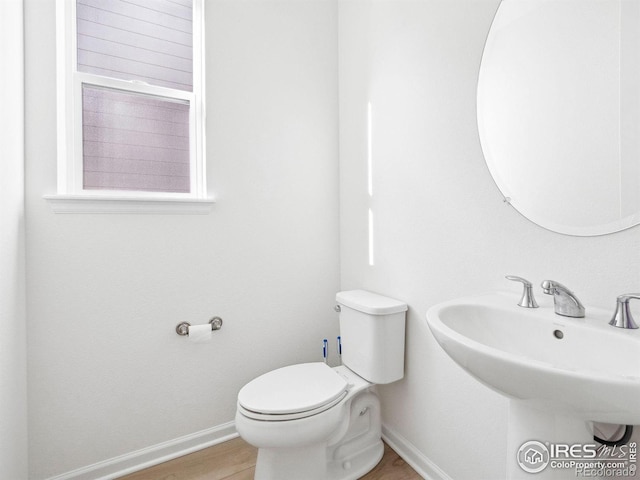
[176,317,223,336]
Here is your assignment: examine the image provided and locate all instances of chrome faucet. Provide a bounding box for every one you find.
[541,280,585,318]
[609,294,640,329]
[505,275,538,308]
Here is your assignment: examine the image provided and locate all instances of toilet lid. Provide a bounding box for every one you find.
[238,362,348,417]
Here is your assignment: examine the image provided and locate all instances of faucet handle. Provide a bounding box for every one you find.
[505,275,539,308]
[506,275,532,287]
[609,294,640,329]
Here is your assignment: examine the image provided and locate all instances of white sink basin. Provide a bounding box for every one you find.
[426,292,640,424]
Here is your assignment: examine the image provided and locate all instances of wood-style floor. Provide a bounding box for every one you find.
[119,436,422,480]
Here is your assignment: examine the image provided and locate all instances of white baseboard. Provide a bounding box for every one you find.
[382,424,452,480]
[47,421,445,480]
[47,422,237,480]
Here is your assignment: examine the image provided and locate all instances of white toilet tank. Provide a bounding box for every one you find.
[336,290,407,384]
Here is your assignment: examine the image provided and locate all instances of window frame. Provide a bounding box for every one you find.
[52,0,211,210]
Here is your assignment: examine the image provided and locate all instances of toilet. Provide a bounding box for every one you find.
[235,290,407,480]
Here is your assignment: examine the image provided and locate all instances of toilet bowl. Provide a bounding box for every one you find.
[235,290,407,480]
[236,363,382,480]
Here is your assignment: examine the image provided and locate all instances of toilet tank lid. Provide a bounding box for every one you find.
[336,290,408,315]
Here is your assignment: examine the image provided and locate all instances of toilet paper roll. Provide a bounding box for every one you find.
[188,324,212,343]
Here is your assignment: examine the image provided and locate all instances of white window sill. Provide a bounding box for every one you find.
[43,194,215,215]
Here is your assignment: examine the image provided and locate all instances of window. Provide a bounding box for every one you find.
[53,0,210,211]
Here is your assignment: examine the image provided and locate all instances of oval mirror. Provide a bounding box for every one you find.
[478,0,640,236]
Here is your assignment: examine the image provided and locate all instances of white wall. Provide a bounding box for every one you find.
[0,1,29,478]
[338,1,640,479]
[24,0,339,477]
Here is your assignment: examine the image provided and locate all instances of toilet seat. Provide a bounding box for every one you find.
[237,362,349,421]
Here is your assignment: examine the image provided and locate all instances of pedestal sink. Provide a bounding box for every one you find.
[426,292,640,479]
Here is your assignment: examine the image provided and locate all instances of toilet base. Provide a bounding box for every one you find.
[253,437,384,480]
[326,390,384,480]
[249,387,384,480]
[327,438,384,480]
[255,444,327,480]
